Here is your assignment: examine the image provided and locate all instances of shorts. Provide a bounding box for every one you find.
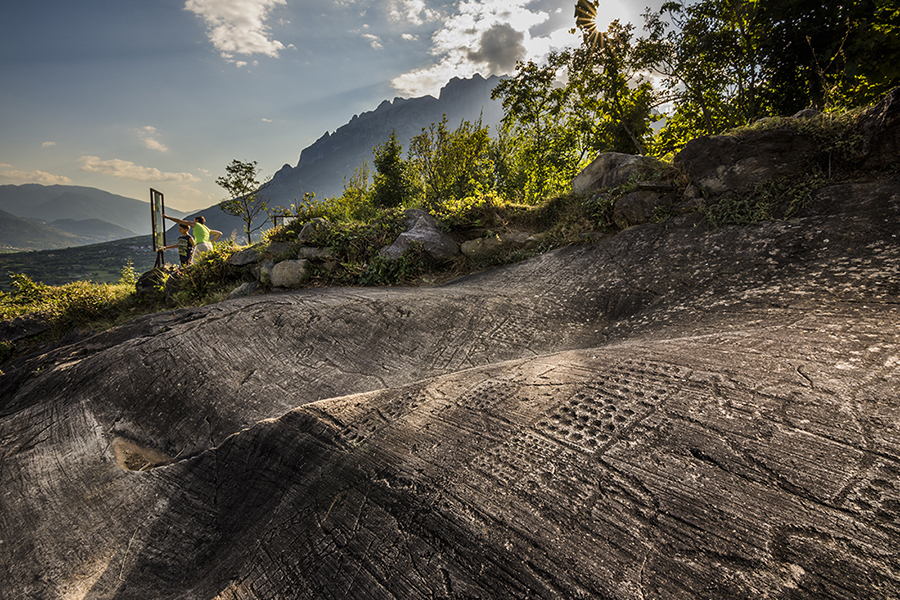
[192,241,214,261]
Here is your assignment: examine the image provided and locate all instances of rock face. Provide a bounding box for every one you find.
[674,129,816,195]
[2,172,899,598]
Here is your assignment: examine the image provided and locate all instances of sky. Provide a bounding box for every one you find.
[0,0,662,212]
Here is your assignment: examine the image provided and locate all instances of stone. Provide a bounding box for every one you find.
[460,235,503,258]
[0,312,50,344]
[683,183,702,199]
[792,108,821,119]
[135,265,178,298]
[612,190,669,229]
[572,152,667,195]
[380,209,459,262]
[297,246,336,260]
[674,129,816,195]
[264,242,295,258]
[225,282,260,300]
[257,260,276,285]
[270,259,310,288]
[297,218,330,243]
[499,230,539,249]
[227,247,261,266]
[859,86,900,170]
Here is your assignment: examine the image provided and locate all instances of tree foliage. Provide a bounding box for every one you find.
[302,0,899,219]
[408,115,494,208]
[637,0,900,153]
[372,131,417,208]
[491,52,581,203]
[217,159,269,245]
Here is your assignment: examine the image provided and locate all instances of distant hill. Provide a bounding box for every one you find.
[0,184,187,237]
[0,235,160,286]
[0,209,138,252]
[48,219,137,243]
[265,74,505,206]
[0,208,81,251]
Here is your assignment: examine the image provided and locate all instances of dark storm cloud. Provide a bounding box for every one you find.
[467,23,526,74]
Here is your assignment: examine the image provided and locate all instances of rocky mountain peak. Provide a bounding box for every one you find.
[267,74,504,205]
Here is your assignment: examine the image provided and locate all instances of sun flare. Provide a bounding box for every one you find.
[575,0,603,50]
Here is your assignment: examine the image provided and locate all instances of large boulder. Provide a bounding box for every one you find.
[859,86,900,170]
[572,152,667,195]
[227,247,261,266]
[674,129,816,195]
[380,209,460,261]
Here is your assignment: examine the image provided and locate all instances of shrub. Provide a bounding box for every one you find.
[170,243,245,306]
[0,272,138,336]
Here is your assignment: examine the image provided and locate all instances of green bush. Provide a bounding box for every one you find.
[170,243,245,306]
[0,272,138,335]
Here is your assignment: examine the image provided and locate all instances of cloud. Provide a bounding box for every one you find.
[78,156,201,183]
[42,141,57,148]
[185,0,287,62]
[391,0,575,97]
[0,168,73,185]
[389,0,439,26]
[467,23,526,74]
[136,126,169,152]
[362,33,384,50]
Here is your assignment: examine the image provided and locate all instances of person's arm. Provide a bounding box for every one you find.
[209,229,223,242]
[163,214,193,227]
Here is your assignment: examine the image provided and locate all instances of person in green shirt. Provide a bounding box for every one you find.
[164,214,222,262]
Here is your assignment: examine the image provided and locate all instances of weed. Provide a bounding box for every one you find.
[119,260,138,286]
[701,175,829,229]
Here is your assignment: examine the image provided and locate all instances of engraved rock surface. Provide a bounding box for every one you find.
[1,179,899,599]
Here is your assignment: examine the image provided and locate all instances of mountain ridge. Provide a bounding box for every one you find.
[0,184,187,249]
[265,73,505,206]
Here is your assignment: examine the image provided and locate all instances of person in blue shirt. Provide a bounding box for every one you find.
[164,224,195,267]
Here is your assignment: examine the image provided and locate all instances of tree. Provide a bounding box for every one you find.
[570,17,661,156]
[492,18,659,203]
[216,159,269,245]
[408,115,494,208]
[371,131,417,208]
[491,52,582,203]
[639,0,772,154]
[756,0,900,112]
[637,0,900,154]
